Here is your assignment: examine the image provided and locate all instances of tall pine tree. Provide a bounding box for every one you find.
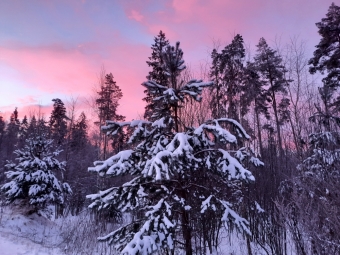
[209,34,246,121]
[254,38,290,155]
[242,61,270,155]
[49,98,69,145]
[96,73,125,158]
[143,30,170,121]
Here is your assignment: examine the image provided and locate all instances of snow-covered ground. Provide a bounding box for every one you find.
[0,205,62,255]
[0,231,60,255]
[0,204,120,255]
[0,204,296,255]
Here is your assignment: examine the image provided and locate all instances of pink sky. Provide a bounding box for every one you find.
[0,0,335,121]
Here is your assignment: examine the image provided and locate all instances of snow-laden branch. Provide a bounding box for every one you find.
[142,133,200,180]
[215,118,251,139]
[218,149,255,181]
[89,150,134,176]
[96,198,175,255]
[194,122,237,144]
[219,199,251,235]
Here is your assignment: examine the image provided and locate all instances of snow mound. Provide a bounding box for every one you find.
[0,205,62,255]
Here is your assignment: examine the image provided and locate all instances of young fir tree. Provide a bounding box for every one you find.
[0,115,4,142]
[68,112,94,215]
[20,115,29,136]
[38,117,50,135]
[87,41,263,255]
[49,98,69,145]
[143,30,170,121]
[1,134,72,212]
[27,115,37,135]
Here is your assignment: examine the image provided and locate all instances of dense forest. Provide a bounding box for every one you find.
[0,3,340,255]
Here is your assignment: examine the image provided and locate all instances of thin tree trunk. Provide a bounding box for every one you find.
[247,236,253,255]
[182,208,192,255]
[255,108,264,156]
[271,89,284,156]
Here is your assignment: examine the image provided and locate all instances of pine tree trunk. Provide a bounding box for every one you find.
[287,112,302,158]
[255,107,263,156]
[271,88,284,156]
[179,182,192,255]
[247,236,253,255]
[182,208,192,255]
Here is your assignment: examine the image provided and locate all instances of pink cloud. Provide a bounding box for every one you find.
[128,10,144,22]
[125,0,334,57]
[0,44,97,94]
[18,95,39,105]
[0,37,153,121]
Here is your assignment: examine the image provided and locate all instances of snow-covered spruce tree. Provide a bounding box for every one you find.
[1,134,72,214]
[87,42,262,255]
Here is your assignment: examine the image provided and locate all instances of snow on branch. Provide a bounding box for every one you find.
[219,199,251,235]
[96,198,175,255]
[215,118,251,139]
[89,150,134,176]
[166,133,194,157]
[143,79,213,106]
[142,80,168,90]
[181,79,214,101]
[101,120,151,144]
[142,133,200,180]
[218,149,255,181]
[194,121,237,144]
[143,150,172,180]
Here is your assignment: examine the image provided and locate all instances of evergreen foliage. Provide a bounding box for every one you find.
[1,134,72,209]
[96,73,125,158]
[144,30,170,121]
[87,41,262,254]
[254,38,290,153]
[209,34,246,120]
[209,48,226,118]
[49,98,69,145]
[5,108,21,157]
[96,73,125,123]
[309,3,340,89]
[70,112,88,150]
